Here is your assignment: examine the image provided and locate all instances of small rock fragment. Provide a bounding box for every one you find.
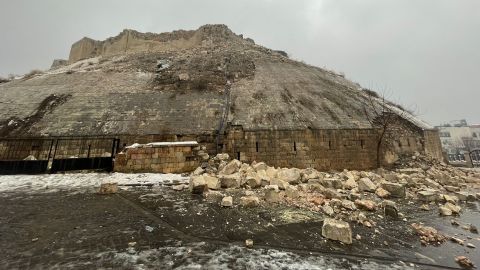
[455,256,475,269]
[245,239,254,248]
[98,183,118,195]
[221,196,233,207]
[322,218,353,244]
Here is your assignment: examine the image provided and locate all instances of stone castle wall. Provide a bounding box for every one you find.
[114,142,201,173]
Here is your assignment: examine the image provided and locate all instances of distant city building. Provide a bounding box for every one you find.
[436,120,480,166]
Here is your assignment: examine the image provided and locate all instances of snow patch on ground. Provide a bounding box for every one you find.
[0,173,188,194]
[98,242,416,270]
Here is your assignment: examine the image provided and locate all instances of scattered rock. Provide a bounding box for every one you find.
[145,225,154,232]
[467,243,476,249]
[204,175,220,190]
[270,178,289,190]
[375,187,390,198]
[192,167,205,176]
[320,178,343,189]
[420,204,430,211]
[381,182,406,198]
[252,162,268,172]
[322,218,353,244]
[469,224,478,234]
[411,223,446,245]
[219,159,242,175]
[285,185,299,199]
[455,256,475,269]
[343,178,358,190]
[444,202,461,215]
[355,199,377,211]
[383,200,398,218]
[98,183,118,195]
[417,190,437,202]
[221,196,233,207]
[172,184,186,191]
[358,178,376,192]
[220,174,241,188]
[245,239,254,248]
[189,176,208,194]
[322,205,334,216]
[439,206,453,216]
[264,185,282,203]
[240,196,260,207]
[341,200,356,211]
[277,168,301,184]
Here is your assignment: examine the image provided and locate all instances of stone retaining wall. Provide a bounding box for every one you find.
[114,142,201,173]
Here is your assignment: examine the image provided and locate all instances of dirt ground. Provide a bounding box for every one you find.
[0,177,478,269]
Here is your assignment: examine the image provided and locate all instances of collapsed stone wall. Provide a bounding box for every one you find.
[114,142,201,173]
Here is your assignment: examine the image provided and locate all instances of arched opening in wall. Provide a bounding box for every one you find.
[328,141,332,150]
[360,140,365,149]
[256,142,259,152]
[398,140,402,148]
[407,139,411,147]
[237,152,240,160]
[293,141,297,152]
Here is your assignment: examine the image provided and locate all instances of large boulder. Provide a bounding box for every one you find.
[322,218,352,244]
[381,182,406,198]
[277,168,301,184]
[189,176,208,194]
[219,159,242,175]
[220,173,241,188]
[204,175,220,190]
[266,167,278,179]
[358,178,376,192]
[252,162,268,172]
[245,171,261,188]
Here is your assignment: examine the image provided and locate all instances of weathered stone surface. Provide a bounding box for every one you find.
[285,185,299,199]
[221,196,233,207]
[417,190,437,202]
[322,205,334,216]
[252,162,268,172]
[322,188,341,199]
[341,200,356,210]
[320,178,343,189]
[383,200,398,218]
[439,206,452,216]
[219,159,242,175]
[440,194,459,204]
[355,199,377,211]
[189,176,207,194]
[245,239,254,248]
[444,202,461,214]
[270,178,289,190]
[240,196,260,207]
[343,178,357,190]
[98,183,118,194]
[381,182,406,198]
[265,186,282,203]
[220,173,241,188]
[204,175,220,190]
[172,184,187,191]
[277,168,301,184]
[192,167,205,176]
[375,187,390,198]
[358,178,376,192]
[265,167,278,179]
[322,218,352,244]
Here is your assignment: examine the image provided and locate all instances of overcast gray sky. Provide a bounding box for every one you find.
[1,0,479,125]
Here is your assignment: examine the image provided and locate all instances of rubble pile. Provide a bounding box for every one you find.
[179,153,480,246]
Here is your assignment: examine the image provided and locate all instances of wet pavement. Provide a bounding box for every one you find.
[0,178,478,269]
